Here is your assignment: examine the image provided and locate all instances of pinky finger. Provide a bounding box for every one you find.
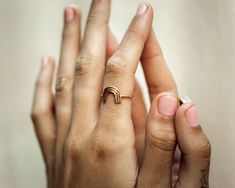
[31,55,56,169]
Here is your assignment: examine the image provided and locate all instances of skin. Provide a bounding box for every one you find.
[31,1,211,187]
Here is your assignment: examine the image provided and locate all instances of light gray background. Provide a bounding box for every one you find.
[1,0,235,187]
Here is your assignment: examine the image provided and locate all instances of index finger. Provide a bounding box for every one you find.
[141,29,178,101]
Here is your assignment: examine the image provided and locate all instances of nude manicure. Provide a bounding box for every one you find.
[42,56,49,68]
[65,6,75,22]
[185,105,199,127]
[136,2,148,15]
[158,94,178,117]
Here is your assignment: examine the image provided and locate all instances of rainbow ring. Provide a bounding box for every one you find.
[101,86,132,104]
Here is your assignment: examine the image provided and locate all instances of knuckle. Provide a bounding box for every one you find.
[147,126,176,152]
[56,75,73,94]
[31,109,48,122]
[92,139,110,161]
[75,55,99,78]
[106,56,127,76]
[91,130,131,161]
[64,137,82,161]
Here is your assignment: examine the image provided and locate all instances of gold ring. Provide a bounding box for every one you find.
[101,86,132,104]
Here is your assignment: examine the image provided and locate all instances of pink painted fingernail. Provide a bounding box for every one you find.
[158,94,178,117]
[65,6,75,22]
[42,56,49,68]
[136,2,148,16]
[185,105,199,127]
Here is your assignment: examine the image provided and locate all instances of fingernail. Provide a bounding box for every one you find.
[65,6,75,22]
[158,94,178,117]
[185,105,199,127]
[136,2,148,16]
[42,56,49,68]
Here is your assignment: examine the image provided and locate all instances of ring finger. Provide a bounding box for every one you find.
[98,2,153,141]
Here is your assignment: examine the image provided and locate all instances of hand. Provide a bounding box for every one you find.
[31,1,211,187]
[135,30,211,187]
[32,1,153,187]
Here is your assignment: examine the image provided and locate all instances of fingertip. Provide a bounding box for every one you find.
[136,2,153,15]
[176,101,199,129]
[150,92,178,121]
[135,2,148,16]
[175,101,197,148]
[64,5,81,23]
[176,100,211,156]
[41,55,55,70]
[41,55,49,68]
[38,55,55,87]
[132,1,153,28]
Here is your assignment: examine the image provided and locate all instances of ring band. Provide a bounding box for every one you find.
[101,86,132,104]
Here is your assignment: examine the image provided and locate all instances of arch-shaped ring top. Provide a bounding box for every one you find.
[102,86,122,104]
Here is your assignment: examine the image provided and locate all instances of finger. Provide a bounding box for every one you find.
[141,29,177,102]
[175,99,211,188]
[137,92,178,187]
[54,5,81,165]
[107,28,147,165]
[31,56,55,169]
[106,27,118,60]
[99,3,153,134]
[132,80,147,165]
[141,27,179,185]
[71,0,111,133]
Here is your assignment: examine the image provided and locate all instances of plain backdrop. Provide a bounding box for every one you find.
[1,0,235,187]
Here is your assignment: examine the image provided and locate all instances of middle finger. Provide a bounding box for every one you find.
[70,0,111,134]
